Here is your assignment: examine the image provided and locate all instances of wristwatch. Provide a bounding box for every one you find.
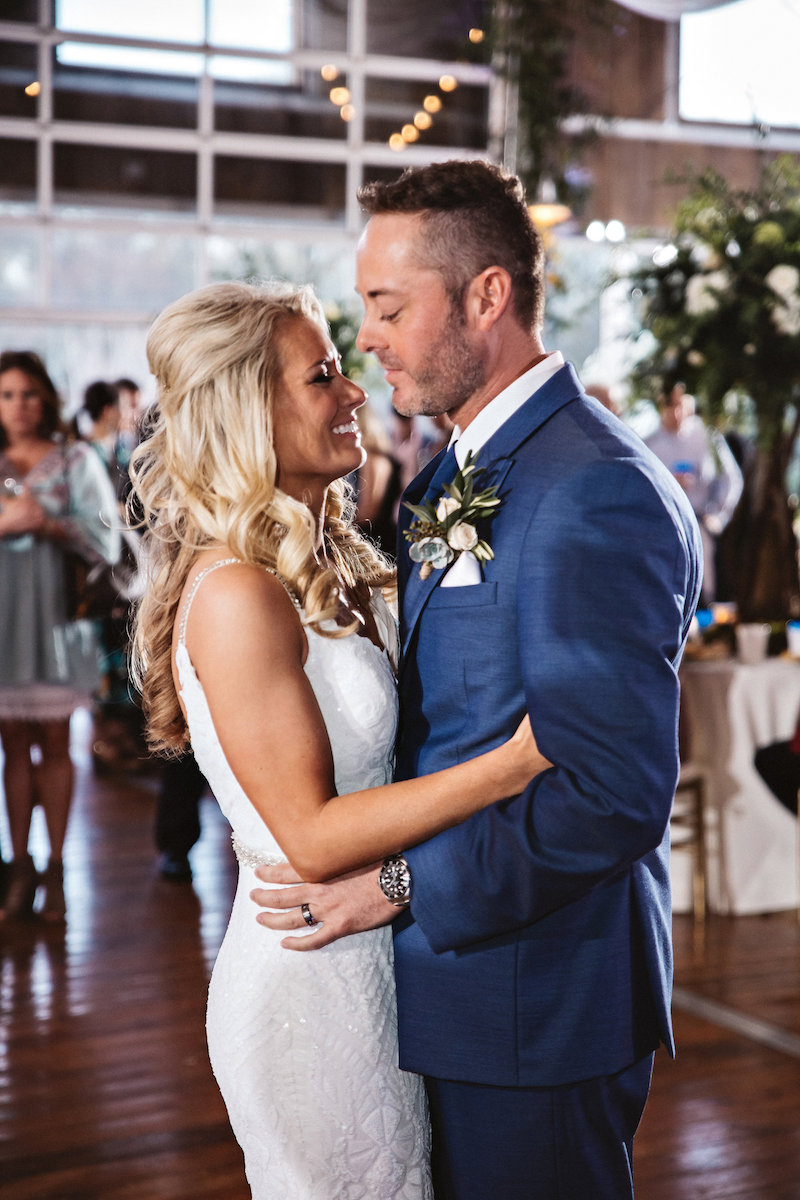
[379,854,412,907]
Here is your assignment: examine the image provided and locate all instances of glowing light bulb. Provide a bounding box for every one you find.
[24,81,40,97]
[401,124,419,142]
[439,75,458,92]
[423,95,442,113]
[329,86,350,106]
[389,133,405,151]
[320,64,338,82]
[340,104,355,122]
[414,111,432,130]
[468,28,484,43]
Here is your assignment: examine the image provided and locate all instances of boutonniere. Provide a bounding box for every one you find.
[403,452,502,580]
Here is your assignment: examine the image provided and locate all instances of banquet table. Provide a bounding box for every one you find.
[676,655,800,914]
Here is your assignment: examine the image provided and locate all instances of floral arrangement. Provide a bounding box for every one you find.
[628,155,800,436]
[403,454,501,580]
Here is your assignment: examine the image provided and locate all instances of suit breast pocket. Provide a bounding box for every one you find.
[427,581,498,609]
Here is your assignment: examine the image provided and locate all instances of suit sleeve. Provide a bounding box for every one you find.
[405,457,701,953]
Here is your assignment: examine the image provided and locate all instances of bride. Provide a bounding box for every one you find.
[129,280,550,1200]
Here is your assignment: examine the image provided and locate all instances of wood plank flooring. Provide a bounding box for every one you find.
[2,709,800,1198]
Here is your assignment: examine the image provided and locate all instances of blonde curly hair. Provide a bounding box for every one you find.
[129,280,395,753]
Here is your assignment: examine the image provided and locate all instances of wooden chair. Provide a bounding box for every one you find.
[670,762,708,921]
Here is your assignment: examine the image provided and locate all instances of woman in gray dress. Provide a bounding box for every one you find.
[0,351,119,922]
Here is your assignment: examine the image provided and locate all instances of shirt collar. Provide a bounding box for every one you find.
[450,352,565,467]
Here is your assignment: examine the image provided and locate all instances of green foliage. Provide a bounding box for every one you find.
[488,0,615,205]
[629,156,800,442]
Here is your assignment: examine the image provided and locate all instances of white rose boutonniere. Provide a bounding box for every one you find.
[403,452,501,580]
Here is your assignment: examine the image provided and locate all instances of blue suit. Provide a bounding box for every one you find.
[394,365,702,1195]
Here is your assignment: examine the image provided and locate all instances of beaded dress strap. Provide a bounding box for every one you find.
[178,558,242,647]
[178,559,302,647]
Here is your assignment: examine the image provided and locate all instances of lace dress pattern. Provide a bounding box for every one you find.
[176,561,432,1200]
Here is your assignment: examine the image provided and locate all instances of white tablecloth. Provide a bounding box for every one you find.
[677,656,800,914]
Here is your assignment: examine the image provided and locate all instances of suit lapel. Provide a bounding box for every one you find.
[398,364,584,665]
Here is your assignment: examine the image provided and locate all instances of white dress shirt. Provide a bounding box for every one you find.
[441,352,565,586]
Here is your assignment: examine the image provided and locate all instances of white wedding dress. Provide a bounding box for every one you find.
[176,560,432,1200]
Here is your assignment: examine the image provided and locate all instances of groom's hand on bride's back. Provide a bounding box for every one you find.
[250,862,396,950]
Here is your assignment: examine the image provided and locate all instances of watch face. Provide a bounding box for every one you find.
[380,856,411,903]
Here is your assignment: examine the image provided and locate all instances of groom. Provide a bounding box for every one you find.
[253,160,702,1198]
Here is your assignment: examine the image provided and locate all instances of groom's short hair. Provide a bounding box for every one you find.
[357,159,545,333]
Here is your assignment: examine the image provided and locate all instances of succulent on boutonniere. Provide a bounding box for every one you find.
[403,453,502,580]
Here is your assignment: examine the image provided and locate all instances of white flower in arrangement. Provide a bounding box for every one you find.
[771,302,800,337]
[436,495,461,521]
[764,265,800,336]
[765,264,800,300]
[447,521,479,553]
[685,270,729,316]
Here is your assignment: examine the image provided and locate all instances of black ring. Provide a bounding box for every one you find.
[301,902,317,927]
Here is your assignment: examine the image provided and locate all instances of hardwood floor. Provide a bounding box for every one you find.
[2,710,800,1198]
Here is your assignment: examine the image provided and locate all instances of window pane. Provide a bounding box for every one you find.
[366,0,490,59]
[55,0,204,44]
[0,228,39,307]
[53,54,199,127]
[210,55,292,88]
[51,229,196,311]
[206,235,356,299]
[54,144,196,213]
[56,42,205,77]
[214,156,346,222]
[209,0,293,53]
[0,40,39,119]
[680,0,800,129]
[214,69,346,139]
[2,1,39,21]
[296,0,347,53]
[0,138,36,205]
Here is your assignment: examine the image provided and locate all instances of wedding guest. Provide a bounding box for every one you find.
[0,351,119,922]
[645,382,742,602]
[80,380,129,501]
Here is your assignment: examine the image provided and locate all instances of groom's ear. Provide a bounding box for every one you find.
[465,266,513,331]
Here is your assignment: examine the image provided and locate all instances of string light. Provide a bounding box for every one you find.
[320,64,338,82]
[438,74,457,92]
[413,111,433,130]
[468,28,484,43]
[24,81,40,97]
[329,86,350,106]
[423,94,442,113]
[389,133,405,151]
[339,104,355,122]
[401,124,419,142]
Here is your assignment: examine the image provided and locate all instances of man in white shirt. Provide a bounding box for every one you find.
[645,383,743,602]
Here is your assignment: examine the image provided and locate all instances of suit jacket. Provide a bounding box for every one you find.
[393,364,703,1088]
